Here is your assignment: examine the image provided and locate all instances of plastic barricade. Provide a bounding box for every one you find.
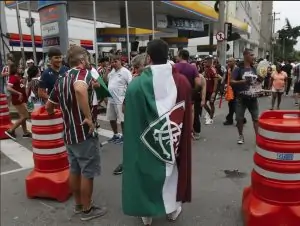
[25,106,71,202]
[242,110,300,226]
[0,94,12,139]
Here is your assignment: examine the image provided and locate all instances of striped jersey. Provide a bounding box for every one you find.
[97,66,106,78]
[49,67,94,145]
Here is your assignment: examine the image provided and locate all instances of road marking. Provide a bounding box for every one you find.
[13,120,113,138]
[0,120,113,176]
[0,139,34,176]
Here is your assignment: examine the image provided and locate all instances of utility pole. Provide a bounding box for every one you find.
[217,1,226,67]
[270,12,280,63]
[26,1,37,65]
[16,2,26,68]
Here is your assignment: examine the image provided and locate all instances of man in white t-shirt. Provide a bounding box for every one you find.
[104,55,132,175]
[106,55,132,145]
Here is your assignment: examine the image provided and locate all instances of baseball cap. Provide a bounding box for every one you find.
[26,59,34,64]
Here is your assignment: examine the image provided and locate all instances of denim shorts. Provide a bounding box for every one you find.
[66,136,101,179]
[235,97,259,122]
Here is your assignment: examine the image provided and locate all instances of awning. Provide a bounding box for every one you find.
[9,1,250,35]
[162,1,251,34]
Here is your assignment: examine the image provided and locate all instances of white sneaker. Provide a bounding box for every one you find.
[141,217,152,225]
[237,135,244,144]
[193,132,201,140]
[205,119,213,125]
[204,112,210,120]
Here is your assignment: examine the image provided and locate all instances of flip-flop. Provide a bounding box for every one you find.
[167,206,182,222]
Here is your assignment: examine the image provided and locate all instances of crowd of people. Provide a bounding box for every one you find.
[0,41,300,224]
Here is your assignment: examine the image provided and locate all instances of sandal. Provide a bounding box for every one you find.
[167,206,182,222]
[141,217,152,225]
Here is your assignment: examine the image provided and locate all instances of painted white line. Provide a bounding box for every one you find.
[14,119,113,139]
[97,114,108,122]
[0,167,31,176]
[97,128,113,138]
[0,139,34,176]
[1,120,113,176]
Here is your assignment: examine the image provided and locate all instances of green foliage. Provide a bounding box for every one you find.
[274,18,300,61]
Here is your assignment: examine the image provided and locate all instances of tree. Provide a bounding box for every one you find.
[274,18,300,61]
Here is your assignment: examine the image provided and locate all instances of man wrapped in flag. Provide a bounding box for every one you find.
[122,39,192,225]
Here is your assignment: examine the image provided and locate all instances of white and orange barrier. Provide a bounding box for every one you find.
[0,94,12,139]
[242,110,300,226]
[25,106,71,202]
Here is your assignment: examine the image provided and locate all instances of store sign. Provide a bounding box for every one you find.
[156,14,204,31]
[39,5,60,24]
[37,1,66,10]
[43,37,60,47]
[41,22,59,37]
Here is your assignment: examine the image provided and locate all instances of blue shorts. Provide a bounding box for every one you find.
[66,136,101,179]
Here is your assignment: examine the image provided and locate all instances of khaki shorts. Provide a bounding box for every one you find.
[14,103,29,119]
[106,102,124,122]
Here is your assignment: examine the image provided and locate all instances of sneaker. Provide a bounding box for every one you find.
[22,132,32,138]
[295,103,299,106]
[73,204,83,214]
[80,205,107,221]
[223,121,233,126]
[114,136,123,144]
[205,119,213,125]
[5,130,16,140]
[107,134,120,143]
[193,132,201,140]
[113,164,123,175]
[237,135,244,144]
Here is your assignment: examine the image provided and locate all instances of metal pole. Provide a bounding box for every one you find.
[125,1,131,64]
[27,1,37,65]
[217,0,226,67]
[93,1,98,65]
[16,2,26,68]
[151,1,155,39]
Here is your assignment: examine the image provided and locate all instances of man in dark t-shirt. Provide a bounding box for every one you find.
[38,47,69,103]
[282,60,293,95]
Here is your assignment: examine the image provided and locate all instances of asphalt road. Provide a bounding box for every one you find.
[0,96,298,226]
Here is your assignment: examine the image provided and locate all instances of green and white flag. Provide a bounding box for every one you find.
[90,67,111,99]
[122,64,186,217]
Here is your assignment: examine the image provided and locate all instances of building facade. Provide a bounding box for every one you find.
[187,1,273,59]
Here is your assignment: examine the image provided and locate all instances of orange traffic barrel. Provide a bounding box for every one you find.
[0,94,12,139]
[242,110,300,226]
[25,106,71,202]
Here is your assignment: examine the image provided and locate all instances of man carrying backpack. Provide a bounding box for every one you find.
[231,49,263,144]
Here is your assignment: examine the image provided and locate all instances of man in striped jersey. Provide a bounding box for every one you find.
[45,45,107,221]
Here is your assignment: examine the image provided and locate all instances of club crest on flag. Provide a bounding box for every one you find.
[140,101,185,164]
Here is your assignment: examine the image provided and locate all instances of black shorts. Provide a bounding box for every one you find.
[294,82,300,94]
[205,92,216,103]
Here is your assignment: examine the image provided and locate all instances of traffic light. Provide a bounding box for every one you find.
[225,22,232,40]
